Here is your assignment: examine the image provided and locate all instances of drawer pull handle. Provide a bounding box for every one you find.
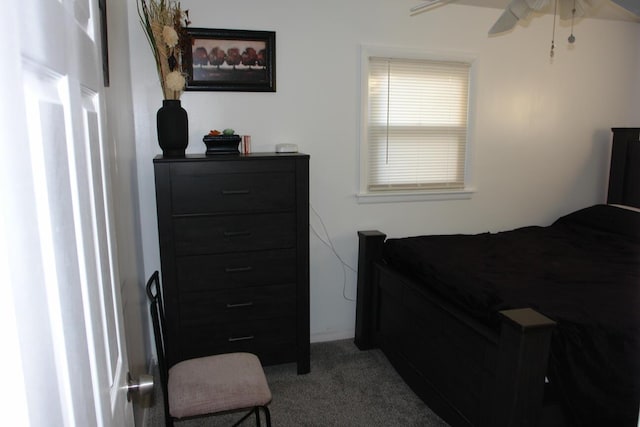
[226,302,254,309]
[225,266,253,273]
[228,335,254,342]
[223,231,251,238]
[222,189,250,195]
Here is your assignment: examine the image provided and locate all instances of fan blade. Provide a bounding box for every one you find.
[558,0,594,19]
[489,9,520,33]
[525,0,550,10]
[410,0,445,12]
[488,0,533,34]
[610,0,640,15]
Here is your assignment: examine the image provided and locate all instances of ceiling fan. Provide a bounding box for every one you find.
[411,0,640,34]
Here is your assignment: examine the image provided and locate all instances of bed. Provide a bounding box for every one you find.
[354,128,640,427]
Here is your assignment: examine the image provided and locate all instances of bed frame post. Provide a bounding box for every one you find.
[608,128,640,207]
[354,230,386,350]
[492,308,556,427]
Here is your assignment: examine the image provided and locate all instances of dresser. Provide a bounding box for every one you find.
[153,153,310,374]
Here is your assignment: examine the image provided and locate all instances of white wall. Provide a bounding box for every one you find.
[126,0,640,342]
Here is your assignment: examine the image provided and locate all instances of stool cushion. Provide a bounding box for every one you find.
[168,352,272,419]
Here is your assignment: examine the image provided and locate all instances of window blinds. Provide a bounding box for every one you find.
[367,57,470,191]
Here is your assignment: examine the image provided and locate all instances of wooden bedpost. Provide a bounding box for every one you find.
[354,230,386,350]
[492,308,556,427]
[608,128,640,207]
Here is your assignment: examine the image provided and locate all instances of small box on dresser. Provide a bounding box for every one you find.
[153,153,310,374]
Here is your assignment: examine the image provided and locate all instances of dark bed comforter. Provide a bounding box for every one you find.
[383,204,640,427]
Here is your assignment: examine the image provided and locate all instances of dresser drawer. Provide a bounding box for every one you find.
[176,249,296,292]
[174,212,296,255]
[177,317,297,365]
[171,169,295,215]
[179,284,296,326]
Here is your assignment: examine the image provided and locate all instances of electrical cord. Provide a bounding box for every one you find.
[309,203,357,301]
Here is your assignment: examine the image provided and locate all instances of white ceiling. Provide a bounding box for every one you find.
[442,0,640,22]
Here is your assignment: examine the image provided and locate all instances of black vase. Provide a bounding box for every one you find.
[156,99,188,156]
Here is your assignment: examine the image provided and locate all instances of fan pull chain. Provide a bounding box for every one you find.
[568,0,577,44]
[550,0,558,58]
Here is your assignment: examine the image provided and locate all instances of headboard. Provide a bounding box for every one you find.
[607,127,640,209]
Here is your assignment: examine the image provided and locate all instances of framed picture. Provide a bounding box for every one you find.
[182,28,276,92]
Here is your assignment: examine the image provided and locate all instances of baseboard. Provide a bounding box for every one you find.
[310,329,354,343]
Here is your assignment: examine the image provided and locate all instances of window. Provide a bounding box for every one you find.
[359,50,473,201]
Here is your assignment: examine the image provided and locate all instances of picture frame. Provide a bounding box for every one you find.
[182,28,276,92]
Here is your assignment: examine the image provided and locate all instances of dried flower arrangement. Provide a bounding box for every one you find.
[137,0,190,100]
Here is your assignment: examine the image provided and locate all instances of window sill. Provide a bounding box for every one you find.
[356,187,475,204]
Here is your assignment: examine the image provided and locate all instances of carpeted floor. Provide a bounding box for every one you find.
[146,339,450,427]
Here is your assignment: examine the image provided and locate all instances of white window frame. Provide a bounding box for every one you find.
[357,45,477,203]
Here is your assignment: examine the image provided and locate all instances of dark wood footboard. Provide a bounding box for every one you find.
[354,230,559,427]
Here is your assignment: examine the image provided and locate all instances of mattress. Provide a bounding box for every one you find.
[383,204,640,426]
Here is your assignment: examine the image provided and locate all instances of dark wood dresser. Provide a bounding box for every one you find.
[153,153,310,374]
